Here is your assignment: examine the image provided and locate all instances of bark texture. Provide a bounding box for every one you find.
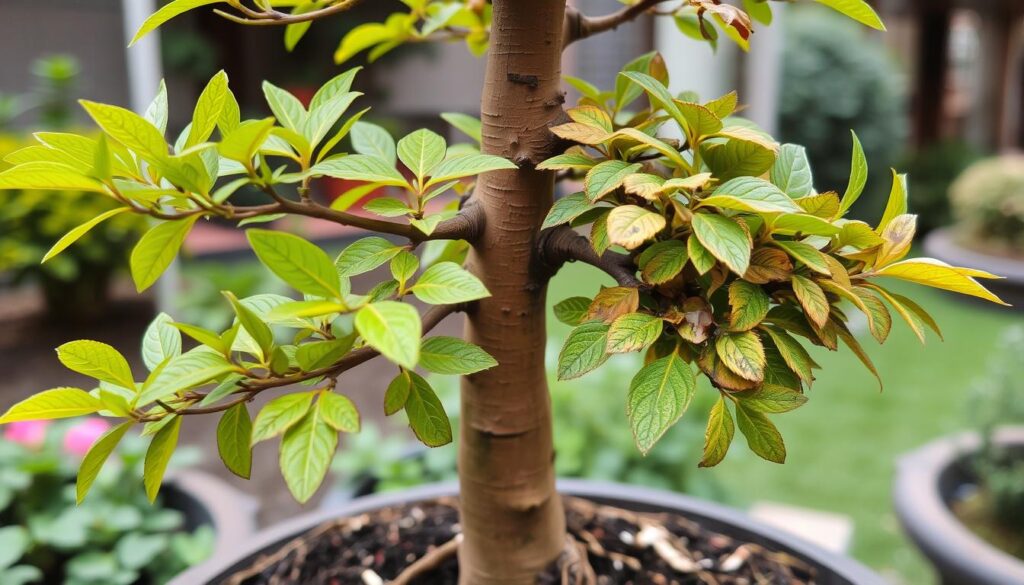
[458,0,569,582]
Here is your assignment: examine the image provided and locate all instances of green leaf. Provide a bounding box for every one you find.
[0,388,101,424]
[425,154,517,187]
[687,234,716,275]
[606,205,666,250]
[0,162,107,192]
[131,216,199,293]
[606,313,663,354]
[138,348,234,406]
[441,112,482,143]
[355,301,421,369]
[217,403,252,479]
[775,240,831,276]
[762,327,817,384]
[335,236,403,277]
[43,207,129,263]
[319,392,360,433]
[638,240,688,284]
[0,527,29,572]
[627,353,696,455]
[304,92,359,149]
[313,154,407,187]
[420,337,497,375]
[186,70,229,148]
[130,0,221,45]
[585,160,642,201]
[770,144,813,198]
[739,386,808,414]
[351,121,397,166]
[542,192,591,229]
[219,118,275,163]
[141,313,182,371]
[311,68,362,112]
[701,176,802,214]
[691,213,751,275]
[839,130,868,216]
[699,397,734,467]
[76,421,132,503]
[397,129,446,184]
[57,340,135,390]
[404,372,452,447]
[252,392,315,443]
[553,297,592,326]
[557,321,610,380]
[144,416,181,502]
[728,280,770,331]
[715,330,766,382]
[619,71,683,122]
[735,402,786,463]
[384,371,411,416]
[224,292,274,359]
[80,101,168,163]
[813,0,885,30]
[262,81,307,133]
[280,402,337,503]
[247,229,341,298]
[411,262,490,304]
[702,134,777,181]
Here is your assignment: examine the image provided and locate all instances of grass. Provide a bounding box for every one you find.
[546,261,1024,585]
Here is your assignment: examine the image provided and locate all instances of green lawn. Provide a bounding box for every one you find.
[546,261,1024,585]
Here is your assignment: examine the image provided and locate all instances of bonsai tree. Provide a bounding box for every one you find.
[0,0,1008,582]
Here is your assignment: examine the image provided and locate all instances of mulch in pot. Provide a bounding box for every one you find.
[224,497,815,584]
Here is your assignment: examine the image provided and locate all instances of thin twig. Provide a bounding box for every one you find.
[214,0,364,27]
[564,0,670,47]
[389,534,462,585]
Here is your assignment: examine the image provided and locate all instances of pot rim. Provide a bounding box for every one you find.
[893,427,1024,585]
[171,478,882,585]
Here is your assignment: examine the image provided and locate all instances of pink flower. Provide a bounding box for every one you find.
[4,420,50,448]
[63,418,111,456]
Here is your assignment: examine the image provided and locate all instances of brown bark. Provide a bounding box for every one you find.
[457,0,570,582]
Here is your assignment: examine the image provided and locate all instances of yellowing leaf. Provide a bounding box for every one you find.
[735,402,786,463]
[877,169,908,233]
[791,275,830,328]
[586,286,639,323]
[585,160,642,201]
[715,331,766,383]
[550,122,612,145]
[638,240,688,284]
[606,313,663,354]
[606,205,666,249]
[699,397,734,467]
[728,280,770,332]
[873,259,1007,305]
[43,207,130,263]
[814,0,886,31]
[131,0,221,45]
[775,240,831,276]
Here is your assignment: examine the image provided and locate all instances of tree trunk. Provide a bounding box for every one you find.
[457,0,569,582]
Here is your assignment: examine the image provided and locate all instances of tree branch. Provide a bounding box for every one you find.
[214,0,364,26]
[137,303,465,422]
[536,225,641,287]
[563,0,669,47]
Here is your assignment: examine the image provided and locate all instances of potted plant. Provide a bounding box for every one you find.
[925,155,1024,307]
[0,417,255,584]
[0,0,1008,582]
[895,327,1024,585]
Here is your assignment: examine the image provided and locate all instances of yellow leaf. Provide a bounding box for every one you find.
[873,258,1007,306]
[606,205,666,250]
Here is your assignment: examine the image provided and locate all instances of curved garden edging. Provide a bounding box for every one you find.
[172,479,883,585]
[894,427,1024,585]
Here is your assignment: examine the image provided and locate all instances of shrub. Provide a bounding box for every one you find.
[949,156,1024,255]
[901,141,984,236]
[0,419,209,584]
[779,6,907,217]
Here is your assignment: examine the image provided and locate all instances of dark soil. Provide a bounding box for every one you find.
[225,497,816,584]
[953,488,1024,561]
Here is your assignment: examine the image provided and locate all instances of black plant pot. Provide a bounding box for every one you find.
[894,428,1024,585]
[923,228,1024,308]
[172,479,883,585]
[164,470,260,568]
